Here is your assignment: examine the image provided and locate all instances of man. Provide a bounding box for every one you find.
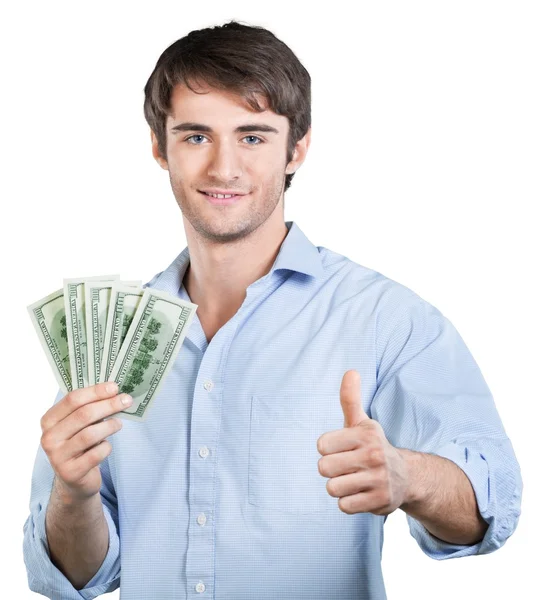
[23,20,522,600]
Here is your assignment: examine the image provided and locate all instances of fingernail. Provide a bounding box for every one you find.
[106,382,119,394]
[121,394,133,406]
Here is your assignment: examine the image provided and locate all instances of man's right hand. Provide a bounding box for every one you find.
[40,382,133,504]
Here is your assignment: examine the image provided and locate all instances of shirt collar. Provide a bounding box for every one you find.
[148,221,324,296]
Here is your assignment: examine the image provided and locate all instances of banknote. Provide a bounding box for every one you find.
[85,279,142,386]
[108,288,197,422]
[99,283,145,384]
[27,289,72,394]
[64,275,119,390]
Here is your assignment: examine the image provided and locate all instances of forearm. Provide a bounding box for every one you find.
[45,477,109,590]
[398,448,488,545]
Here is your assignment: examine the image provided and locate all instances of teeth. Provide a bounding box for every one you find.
[206,192,234,199]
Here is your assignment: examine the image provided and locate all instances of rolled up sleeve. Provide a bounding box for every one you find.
[372,291,523,560]
[23,390,121,598]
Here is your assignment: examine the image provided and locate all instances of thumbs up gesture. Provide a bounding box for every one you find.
[317,370,410,516]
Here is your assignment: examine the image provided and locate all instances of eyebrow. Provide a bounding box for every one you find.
[170,122,279,135]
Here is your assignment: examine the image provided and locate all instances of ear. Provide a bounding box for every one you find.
[285,126,312,175]
[150,129,169,171]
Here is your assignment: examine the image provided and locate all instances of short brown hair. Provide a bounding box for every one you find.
[143,20,311,192]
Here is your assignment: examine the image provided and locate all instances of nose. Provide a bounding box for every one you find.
[206,139,243,181]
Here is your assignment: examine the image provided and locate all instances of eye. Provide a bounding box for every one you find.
[184,135,264,145]
[185,134,207,145]
[243,135,263,145]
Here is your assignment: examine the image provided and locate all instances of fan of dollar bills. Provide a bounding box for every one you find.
[27,275,198,422]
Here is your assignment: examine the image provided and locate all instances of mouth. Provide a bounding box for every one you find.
[199,191,249,205]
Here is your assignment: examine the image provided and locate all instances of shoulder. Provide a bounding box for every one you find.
[317,244,441,320]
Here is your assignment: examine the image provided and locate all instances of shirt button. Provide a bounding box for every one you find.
[197,513,207,526]
[195,581,206,593]
[199,446,210,458]
[203,380,214,391]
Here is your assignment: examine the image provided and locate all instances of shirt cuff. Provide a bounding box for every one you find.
[23,493,121,599]
[406,439,522,560]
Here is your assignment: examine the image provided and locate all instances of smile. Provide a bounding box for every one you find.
[199,191,248,205]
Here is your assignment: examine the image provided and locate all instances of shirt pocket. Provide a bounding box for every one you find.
[248,392,343,515]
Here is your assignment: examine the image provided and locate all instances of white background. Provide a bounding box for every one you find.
[1,1,536,598]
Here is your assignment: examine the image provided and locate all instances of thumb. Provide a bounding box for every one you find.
[340,369,369,428]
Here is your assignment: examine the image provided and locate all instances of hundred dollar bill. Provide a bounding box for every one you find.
[108,288,197,422]
[99,283,145,384]
[85,279,142,386]
[27,289,72,394]
[64,275,118,390]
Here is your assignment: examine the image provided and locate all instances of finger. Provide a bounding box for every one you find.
[63,440,114,484]
[340,370,369,428]
[40,382,120,432]
[318,448,369,478]
[317,427,364,455]
[60,418,123,462]
[338,490,380,515]
[51,392,131,442]
[319,442,386,475]
[326,470,374,498]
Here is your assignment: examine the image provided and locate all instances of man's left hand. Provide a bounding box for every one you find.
[317,369,410,516]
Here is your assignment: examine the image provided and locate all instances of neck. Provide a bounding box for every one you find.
[182,215,289,319]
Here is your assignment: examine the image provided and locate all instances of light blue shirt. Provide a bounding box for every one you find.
[23,221,522,599]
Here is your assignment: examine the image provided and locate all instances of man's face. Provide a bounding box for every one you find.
[153,82,299,244]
